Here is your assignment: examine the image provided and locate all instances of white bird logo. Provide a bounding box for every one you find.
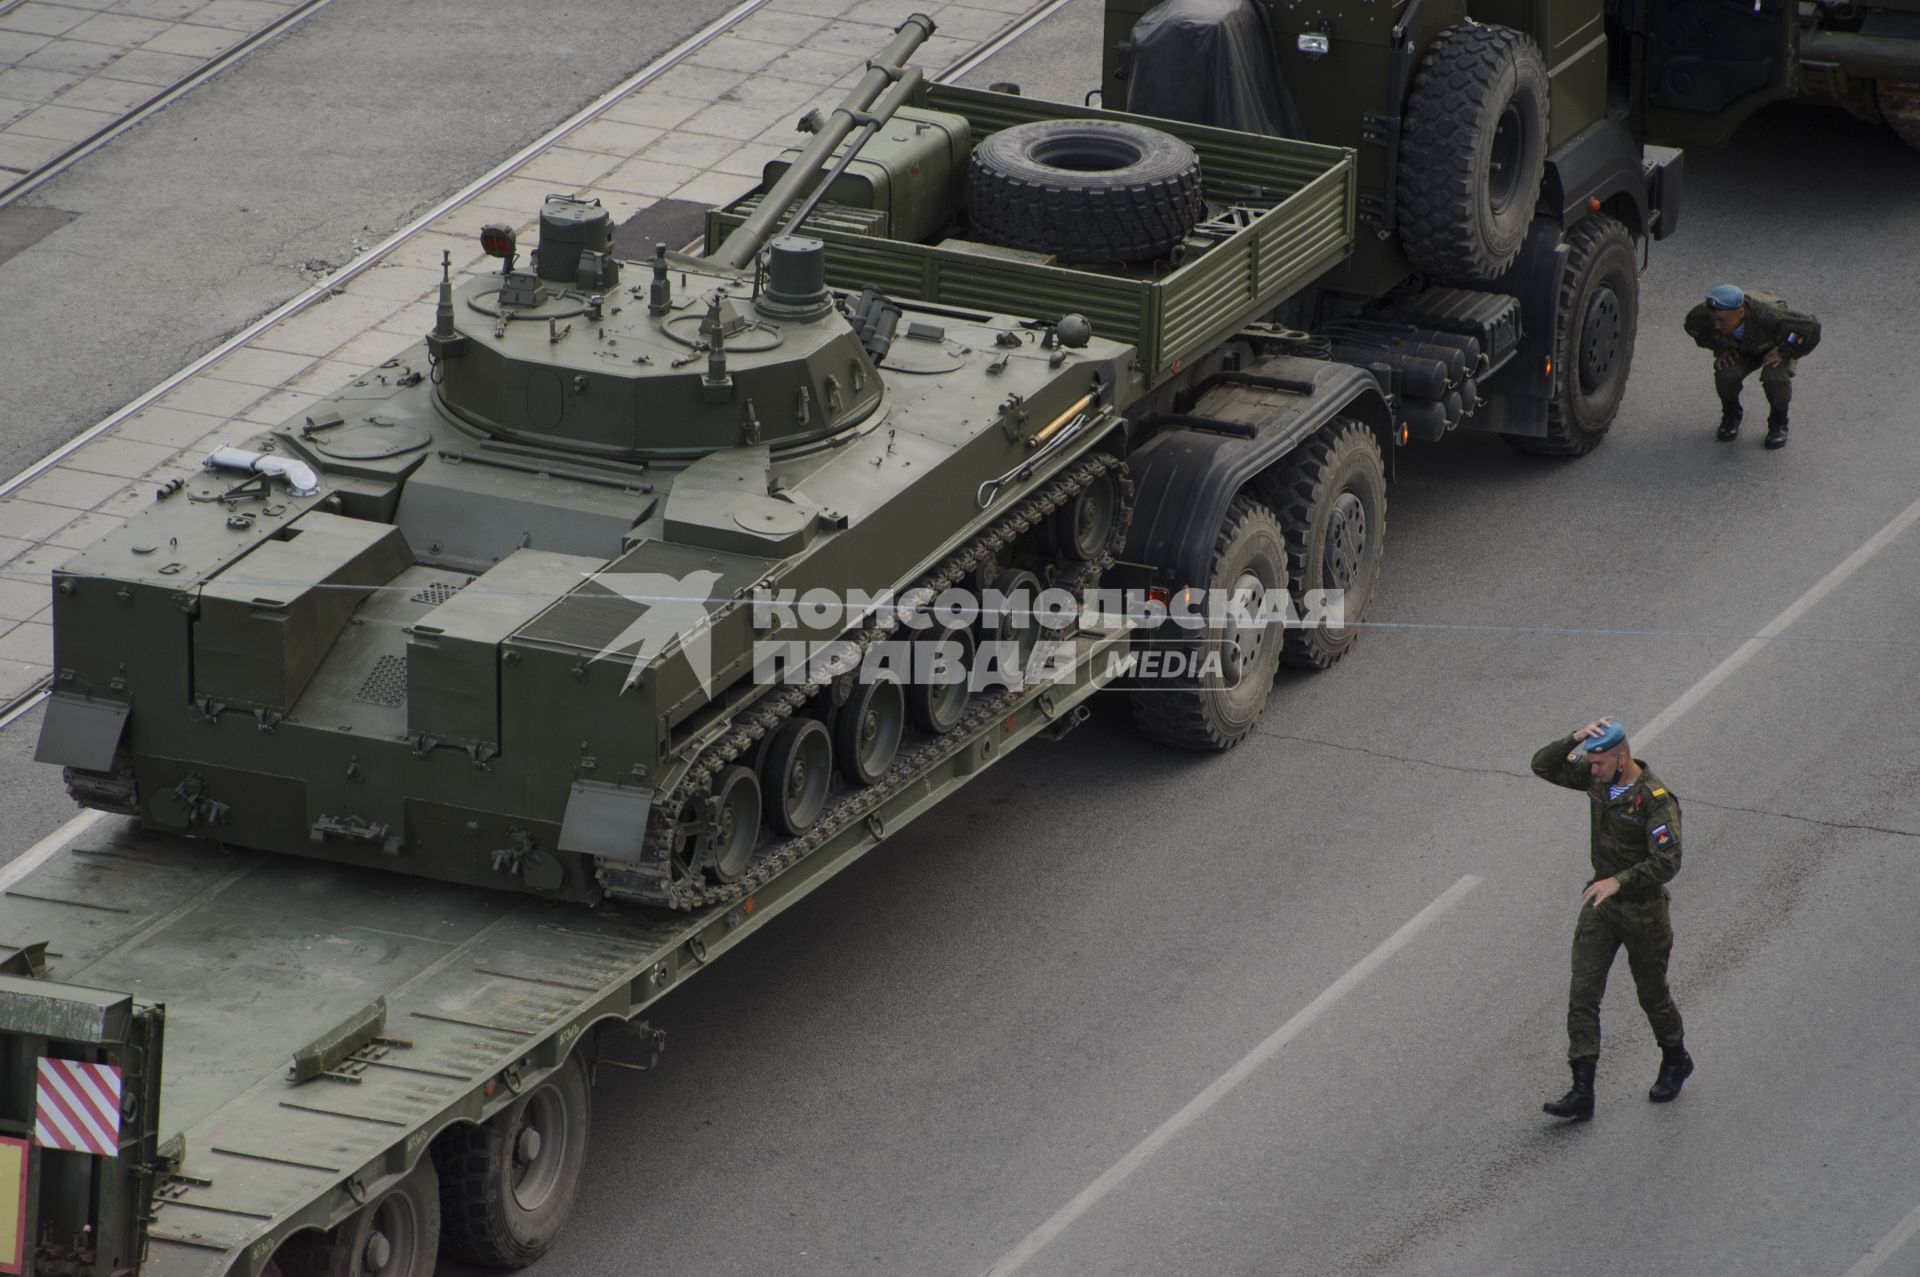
[586,569,723,696]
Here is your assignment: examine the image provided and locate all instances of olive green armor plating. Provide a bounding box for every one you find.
[37,16,1161,910]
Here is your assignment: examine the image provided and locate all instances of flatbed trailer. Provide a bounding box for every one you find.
[3,624,1127,1277]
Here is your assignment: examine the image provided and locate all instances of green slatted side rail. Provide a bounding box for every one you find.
[702,84,1357,384]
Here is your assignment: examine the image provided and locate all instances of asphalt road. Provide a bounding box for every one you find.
[0,0,745,479]
[5,3,1920,1276]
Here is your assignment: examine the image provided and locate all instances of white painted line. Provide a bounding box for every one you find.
[1636,489,1920,750]
[0,809,106,890]
[981,873,1482,1277]
[1840,1200,1920,1277]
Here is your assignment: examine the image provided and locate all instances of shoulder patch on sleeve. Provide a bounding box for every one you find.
[1652,824,1674,849]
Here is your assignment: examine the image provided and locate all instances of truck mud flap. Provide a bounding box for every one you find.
[1124,355,1391,588]
[34,693,130,772]
[1463,221,1565,438]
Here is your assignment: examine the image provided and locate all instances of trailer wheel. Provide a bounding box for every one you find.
[277,1157,440,1277]
[1130,496,1288,751]
[968,118,1205,263]
[1877,80,1920,151]
[1398,23,1550,281]
[1270,419,1387,669]
[1506,213,1637,457]
[435,1054,591,1268]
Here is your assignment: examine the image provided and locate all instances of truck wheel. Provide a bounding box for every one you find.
[1398,23,1550,281]
[277,1157,441,1277]
[436,1054,591,1268]
[1506,213,1637,457]
[1270,419,1387,669]
[968,119,1205,264]
[1129,496,1288,751]
[1877,80,1920,151]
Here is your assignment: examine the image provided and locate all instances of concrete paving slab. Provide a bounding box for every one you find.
[0,621,52,665]
[0,5,93,38]
[40,510,123,550]
[61,435,177,479]
[42,71,145,111]
[0,577,52,623]
[115,405,223,447]
[12,465,130,510]
[137,20,241,56]
[19,37,121,76]
[92,44,200,83]
[7,99,115,140]
[202,346,315,388]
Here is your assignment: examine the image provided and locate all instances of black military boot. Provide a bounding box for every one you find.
[1648,1044,1694,1102]
[1716,403,1742,441]
[1543,1060,1596,1121]
[1764,412,1789,450]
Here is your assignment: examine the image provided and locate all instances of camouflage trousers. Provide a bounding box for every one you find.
[1566,890,1684,1063]
[1715,352,1794,415]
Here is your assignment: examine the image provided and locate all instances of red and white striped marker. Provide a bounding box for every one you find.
[33,1059,122,1157]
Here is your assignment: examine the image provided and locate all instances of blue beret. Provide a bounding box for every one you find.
[1578,722,1627,753]
[1705,284,1744,311]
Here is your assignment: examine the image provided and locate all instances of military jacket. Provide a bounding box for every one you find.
[1530,735,1682,898]
[1684,294,1822,361]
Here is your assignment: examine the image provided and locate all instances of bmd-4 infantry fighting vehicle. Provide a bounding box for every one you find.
[4,3,1763,1275]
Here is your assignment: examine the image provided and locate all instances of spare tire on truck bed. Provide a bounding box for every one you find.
[968,118,1206,264]
[1397,22,1550,282]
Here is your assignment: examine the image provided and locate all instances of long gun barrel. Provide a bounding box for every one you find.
[710,13,935,269]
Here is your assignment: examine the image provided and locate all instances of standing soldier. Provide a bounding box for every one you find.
[1532,718,1693,1121]
[1683,283,1821,450]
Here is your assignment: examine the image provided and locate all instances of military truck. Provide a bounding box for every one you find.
[4,1,1756,1273]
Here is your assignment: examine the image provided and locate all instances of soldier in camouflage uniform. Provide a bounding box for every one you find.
[1683,283,1822,450]
[1531,718,1693,1121]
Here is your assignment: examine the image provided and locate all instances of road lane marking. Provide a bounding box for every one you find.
[1636,489,1920,750]
[981,874,1482,1277]
[1840,1200,1920,1277]
[0,809,105,890]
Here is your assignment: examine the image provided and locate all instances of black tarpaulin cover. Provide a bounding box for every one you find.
[1125,0,1302,137]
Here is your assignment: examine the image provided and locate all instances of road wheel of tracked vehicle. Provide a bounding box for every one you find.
[1398,23,1550,281]
[836,673,906,785]
[907,622,976,735]
[1877,80,1920,151]
[699,766,762,883]
[1271,418,1387,670]
[981,567,1044,685]
[761,717,833,836]
[1505,213,1638,457]
[968,118,1205,264]
[1045,466,1121,561]
[277,1157,440,1277]
[435,1053,590,1268]
[1129,496,1288,752]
